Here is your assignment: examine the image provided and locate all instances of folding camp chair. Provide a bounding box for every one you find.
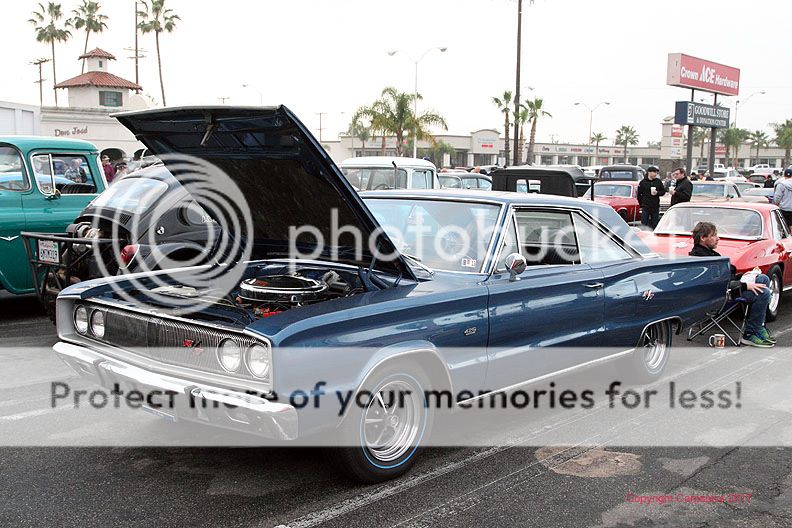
[687,290,750,346]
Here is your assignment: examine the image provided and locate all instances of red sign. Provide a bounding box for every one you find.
[671,125,684,138]
[667,53,740,96]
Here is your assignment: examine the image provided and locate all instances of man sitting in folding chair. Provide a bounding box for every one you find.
[688,221,775,348]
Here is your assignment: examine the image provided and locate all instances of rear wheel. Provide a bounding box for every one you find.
[333,365,431,483]
[766,266,783,322]
[628,320,672,383]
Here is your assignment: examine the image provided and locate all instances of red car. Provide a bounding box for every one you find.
[638,202,792,320]
[581,181,640,222]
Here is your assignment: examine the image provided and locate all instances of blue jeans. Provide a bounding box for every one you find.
[743,274,771,337]
[641,207,660,228]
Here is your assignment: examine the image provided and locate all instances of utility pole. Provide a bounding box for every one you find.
[30,58,50,107]
[218,96,230,104]
[316,112,326,142]
[124,2,147,85]
[513,0,523,166]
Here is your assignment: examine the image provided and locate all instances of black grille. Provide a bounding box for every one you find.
[95,305,258,377]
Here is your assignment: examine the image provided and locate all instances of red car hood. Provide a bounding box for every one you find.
[638,232,757,261]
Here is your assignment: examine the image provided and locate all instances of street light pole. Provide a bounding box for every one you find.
[574,101,610,143]
[734,90,766,127]
[388,47,447,158]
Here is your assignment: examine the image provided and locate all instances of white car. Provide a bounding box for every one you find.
[339,156,439,191]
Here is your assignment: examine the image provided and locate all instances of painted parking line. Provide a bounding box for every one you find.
[0,405,71,422]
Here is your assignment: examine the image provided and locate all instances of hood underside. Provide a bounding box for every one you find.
[113,106,413,280]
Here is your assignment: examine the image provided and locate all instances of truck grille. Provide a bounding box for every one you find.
[97,305,258,376]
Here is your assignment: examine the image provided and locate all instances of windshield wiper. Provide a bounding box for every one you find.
[402,253,434,277]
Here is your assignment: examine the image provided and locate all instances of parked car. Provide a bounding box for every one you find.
[438,174,463,189]
[713,168,745,180]
[741,187,774,203]
[548,164,590,195]
[580,181,641,223]
[0,136,106,298]
[52,106,729,483]
[638,202,792,320]
[733,181,760,195]
[339,156,439,191]
[598,164,646,183]
[23,163,220,316]
[748,174,773,185]
[491,166,579,197]
[459,174,492,190]
[659,181,766,214]
[748,163,771,173]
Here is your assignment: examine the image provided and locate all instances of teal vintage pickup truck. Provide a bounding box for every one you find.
[0,136,106,295]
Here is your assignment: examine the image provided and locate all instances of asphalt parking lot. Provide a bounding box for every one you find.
[3,292,792,528]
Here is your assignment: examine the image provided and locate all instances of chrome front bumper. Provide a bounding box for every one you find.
[53,341,298,441]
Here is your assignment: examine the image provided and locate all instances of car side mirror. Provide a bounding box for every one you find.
[46,189,61,200]
[504,253,527,281]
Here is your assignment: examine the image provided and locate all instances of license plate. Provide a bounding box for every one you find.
[38,240,60,264]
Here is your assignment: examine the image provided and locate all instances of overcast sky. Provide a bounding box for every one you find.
[3,0,790,145]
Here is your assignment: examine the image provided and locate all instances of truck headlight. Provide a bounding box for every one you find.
[246,343,271,380]
[74,305,89,335]
[90,310,106,338]
[217,338,242,373]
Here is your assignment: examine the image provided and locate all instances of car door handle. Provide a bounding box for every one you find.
[583,283,604,289]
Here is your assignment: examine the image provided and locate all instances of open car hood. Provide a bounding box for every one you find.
[114,106,414,280]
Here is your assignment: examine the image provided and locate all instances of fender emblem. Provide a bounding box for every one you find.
[464,327,477,336]
[182,338,204,356]
[0,236,18,242]
[642,290,655,301]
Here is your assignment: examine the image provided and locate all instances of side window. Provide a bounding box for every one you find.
[0,146,29,192]
[31,153,98,194]
[411,170,431,189]
[479,178,492,190]
[514,209,580,266]
[774,210,790,239]
[496,216,520,271]
[572,212,633,263]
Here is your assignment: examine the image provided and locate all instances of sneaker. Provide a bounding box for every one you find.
[758,327,777,344]
[741,334,775,348]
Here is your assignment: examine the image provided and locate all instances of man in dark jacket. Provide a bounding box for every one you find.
[636,165,666,228]
[689,221,774,347]
[669,167,693,206]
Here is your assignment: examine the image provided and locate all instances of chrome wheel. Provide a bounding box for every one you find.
[362,380,423,464]
[642,322,669,372]
[769,274,781,314]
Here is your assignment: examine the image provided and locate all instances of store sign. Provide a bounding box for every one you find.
[667,53,740,96]
[674,101,730,128]
[671,125,684,138]
[54,126,89,137]
[474,136,498,152]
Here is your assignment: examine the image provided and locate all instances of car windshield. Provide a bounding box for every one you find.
[439,176,462,188]
[655,207,763,239]
[692,183,726,197]
[363,198,501,273]
[89,177,168,214]
[584,184,632,198]
[341,167,408,190]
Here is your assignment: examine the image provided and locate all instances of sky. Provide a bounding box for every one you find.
[3,0,791,146]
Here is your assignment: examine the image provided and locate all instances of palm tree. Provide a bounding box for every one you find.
[693,128,709,163]
[590,132,607,161]
[425,140,455,168]
[524,98,552,166]
[354,87,447,157]
[516,106,529,165]
[137,0,180,106]
[615,125,639,163]
[492,91,513,167]
[347,119,370,157]
[70,1,108,73]
[773,119,792,168]
[748,130,769,164]
[29,2,71,107]
[720,126,749,168]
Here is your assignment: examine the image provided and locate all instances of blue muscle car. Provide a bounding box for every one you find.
[52,106,731,483]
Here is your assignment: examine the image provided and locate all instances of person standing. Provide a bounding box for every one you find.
[669,167,693,206]
[773,168,792,226]
[101,155,116,184]
[636,165,665,228]
[764,174,775,189]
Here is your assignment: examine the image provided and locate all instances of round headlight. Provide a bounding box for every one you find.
[90,310,105,338]
[74,305,89,334]
[246,343,271,379]
[217,339,242,372]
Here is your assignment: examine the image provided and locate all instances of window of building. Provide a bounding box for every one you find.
[99,91,122,107]
[540,155,554,165]
[576,156,590,167]
[98,60,103,68]
[454,150,468,167]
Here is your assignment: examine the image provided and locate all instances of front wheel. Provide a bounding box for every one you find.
[628,320,672,383]
[766,266,783,322]
[333,365,432,483]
